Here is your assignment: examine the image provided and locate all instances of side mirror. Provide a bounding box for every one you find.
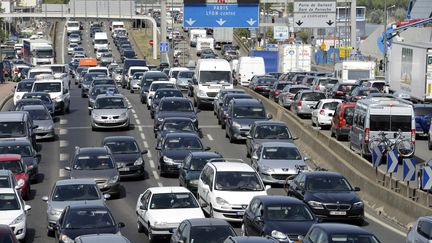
[247,135,252,139]
[354,187,361,191]
[252,154,258,160]
[139,205,146,210]
[292,136,299,140]
[195,108,201,113]
[204,146,211,151]
[103,194,111,199]
[141,150,148,155]
[155,146,161,150]
[88,107,93,111]
[41,196,49,202]
[200,201,208,208]
[24,205,31,212]
[266,113,273,120]
[265,185,271,191]
[118,222,125,228]
[64,166,71,171]
[169,78,176,82]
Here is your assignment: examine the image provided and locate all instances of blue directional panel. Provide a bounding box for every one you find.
[183,4,259,28]
[402,158,416,182]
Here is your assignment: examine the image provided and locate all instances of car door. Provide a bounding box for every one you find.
[248,202,264,236]
[171,221,186,243]
[55,207,68,241]
[311,101,321,122]
[136,190,152,228]
[179,154,192,187]
[204,167,215,209]
[243,198,260,236]
[246,124,256,155]
[197,166,209,205]
[290,173,306,200]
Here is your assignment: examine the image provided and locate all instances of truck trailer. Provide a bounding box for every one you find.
[22,39,54,66]
[213,28,234,49]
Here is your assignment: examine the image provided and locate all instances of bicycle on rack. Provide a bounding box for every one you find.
[368,130,415,162]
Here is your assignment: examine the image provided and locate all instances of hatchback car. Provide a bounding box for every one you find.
[42,179,108,234]
[65,147,120,197]
[102,136,148,179]
[21,92,55,115]
[301,223,380,243]
[170,218,236,243]
[175,70,195,90]
[0,188,31,241]
[330,102,355,141]
[88,85,119,109]
[154,97,198,134]
[345,87,379,102]
[268,81,292,102]
[155,117,203,139]
[0,154,30,200]
[90,94,131,131]
[249,76,278,97]
[328,82,356,99]
[278,85,310,109]
[129,72,145,93]
[147,81,177,108]
[21,105,55,140]
[213,89,245,116]
[140,71,170,104]
[0,139,39,182]
[217,93,253,129]
[81,72,107,97]
[290,90,326,118]
[311,99,343,129]
[311,77,338,92]
[150,88,184,119]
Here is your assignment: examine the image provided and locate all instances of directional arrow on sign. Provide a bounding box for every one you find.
[246,18,257,26]
[422,166,432,190]
[403,158,416,181]
[386,150,398,173]
[326,20,334,26]
[216,18,226,26]
[295,20,303,26]
[186,18,196,26]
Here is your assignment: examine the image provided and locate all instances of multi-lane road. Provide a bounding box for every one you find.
[0,20,413,243]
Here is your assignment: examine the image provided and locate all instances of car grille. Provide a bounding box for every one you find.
[271,174,296,181]
[95,179,107,185]
[231,204,248,210]
[324,203,351,211]
[101,116,120,119]
[206,92,218,97]
[287,234,302,241]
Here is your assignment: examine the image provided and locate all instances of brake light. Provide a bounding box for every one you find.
[315,86,320,90]
[297,100,302,107]
[339,116,346,127]
[411,129,416,143]
[336,91,344,95]
[274,90,279,95]
[256,85,264,89]
[355,96,361,100]
[319,109,325,115]
[364,128,369,144]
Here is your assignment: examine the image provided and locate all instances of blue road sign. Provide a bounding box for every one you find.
[386,150,398,173]
[160,42,169,53]
[402,158,416,181]
[372,145,383,167]
[288,50,295,55]
[422,166,432,190]
[183,4,259,28]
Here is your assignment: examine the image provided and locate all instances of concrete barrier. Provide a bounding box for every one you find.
[240,87,432,228]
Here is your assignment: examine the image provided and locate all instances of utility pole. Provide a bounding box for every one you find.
[161,0,167,63]
[350,0,357,49]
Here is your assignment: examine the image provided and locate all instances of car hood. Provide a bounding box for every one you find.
[92,109,127,116]
[34,119,53,128]
[112,153,140,164]
[177,78,191,83]
[305,191,360,204]
[156,111,196,120]
[70,169,118,180]
[0,210,23,224]
[62,226,118,240]
[253,139,294,146]
[158,130,200,139]
[235,118,267,127]
[214,190,267,205]
[149,208,204,225]
[259,159,306,171]
[161,150,194,161]
[49,199,105,212]
[264,220,315,237]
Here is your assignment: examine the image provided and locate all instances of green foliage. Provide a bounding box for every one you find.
[297,31,309,43]
[357,0,409,10]
[369,9,384,24]
[394,7,407,22]
[235,28,250,38]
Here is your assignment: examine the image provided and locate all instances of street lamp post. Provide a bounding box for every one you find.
[383,0,396,75]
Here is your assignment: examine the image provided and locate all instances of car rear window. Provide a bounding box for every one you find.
[322,102,340,110]
[302,92,325,101]
[369,115,411,132]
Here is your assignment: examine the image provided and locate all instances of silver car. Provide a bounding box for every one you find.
[407,216,432,243]
[251,142,308,184]
[278,85,310,108]
[130,72,144,93]
[41,179,108,234]
[290,90,326,117]
[90,94,131,130]
[21,105,55,140]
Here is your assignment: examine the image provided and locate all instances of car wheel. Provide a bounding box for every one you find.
[246,148,250,158]
[217,118,221,125]
[209,205,214,218]
[193,98,197,107]
[360,145,367,158]
[130,90,134,93]
[428,136,432,150]
[65,103,70,113]
[140,97,144,104]
[137,220,144,233]
[47,229,54,237]
[221,122,226,129]
[229,131,235,143]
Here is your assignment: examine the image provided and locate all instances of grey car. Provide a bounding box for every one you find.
[290,90,326,117]
[90,94,131,130]
[278,85,310,108]
[407,216,432,243]
[65,146,121,197]
[176,70,194,90]
[212,89,245,116]
[21,105,55,140]
[88,85,119,109]
[41,179,108,234]
[21,92,55,115]
[251,142,308,184]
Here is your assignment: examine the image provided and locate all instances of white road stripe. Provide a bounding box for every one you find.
[149,160,155,169]
[138,126,143,132]
[133,114,138,119]
[135,119,141,125]
[60,119,68,125]
[143,141,148,148]
[147,150,152,158]
[152,170,160,180]
[207,134,214,141]
[59,128,68,134]
[131,109,136,114]
[60,153,69,161]
[157,182,163,187]
[365,212,406,237]
[140,133,145,140]
[60,140,68,148]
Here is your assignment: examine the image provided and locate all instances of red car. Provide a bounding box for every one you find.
[0,154,30,200]
[0,224,19,243]
[330,102,356,141]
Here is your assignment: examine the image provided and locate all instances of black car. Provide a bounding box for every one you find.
[122,49,136,61]
[88,84,119,109]
[213,89,245,116]
[155,117,203,139]
[249,75,278,97]
[153,97,198,134]
[170,218,236,243]
[242,195,316,242]
[345,87,379,102]
[217,93,252,129]
[102,136,148,179]
[150,88,184,119]
[287,171,364,223]
[328,82,356,99]
[54,204,125,243]
[21,92,55,115]
[179,151,222,194]
[156,133,210,176]
[14,99,44,112]
[140,71,169,104]
[301,223,380,243]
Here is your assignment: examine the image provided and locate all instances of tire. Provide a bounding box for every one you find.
[209,205,214,218]
[229,130,235,143]
[65,103,70,113]
[130,90,134,93]
[140,97,144,104]
[335,131,342,141]
[193,97,197,107]
[137,220,144,233]
[429,137,432,150]
[47,229,54,237]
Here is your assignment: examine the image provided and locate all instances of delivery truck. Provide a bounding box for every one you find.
[278,44,311,73]
[23,39,54,66]
[387,41,432,102]
[335,60,375,83]
[213,28,234,49]
[249,50,278,73]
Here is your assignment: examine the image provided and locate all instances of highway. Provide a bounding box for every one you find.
[0,20,411,243]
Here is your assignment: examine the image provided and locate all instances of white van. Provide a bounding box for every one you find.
[66,20,80,35]
[93,32,109,52]
[87,67,110,77]
[32,79,70,114]
[349,96,415,158]
[189,29,206,47]
[42,64,71,88]
[236,56,265,86]
[193,59,233,109]
[335,61,376,83]
[196,37,214,56]
[110,21,125,32]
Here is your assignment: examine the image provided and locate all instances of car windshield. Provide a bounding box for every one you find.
[330,235,380,243]
[50,66,65,73]
[257,78,277,84]
[200,71,231,84]
[254,125,291,139]
[150,83,175,91]
[95,97,126,109]
[357,89,379,96]
[0,193,20,210]
[91,87,118,98]
[33,82,61,92]
[26,109,50,120]
[144,75,168,82]
[178,71,194,78]
[162,120,194,132]
[65,209,115,229]
[262,147,302,160]
[0,122,26,137]
[306,176,352,191]
[322,102,340,110]
[190,157,220,171]
[92,79,115,86]
[337,84,355,92]
[302,92,326,101]
[52,184,100,201]
[164,137,202,150]
[0,177,11,188]
[149,192,199,209]
[0,160,24,173]
[104,140,139,154]
[73,155,115,170]
[0,145,32,157]
[16,82,33,92]
[155,90,183,99]
[215,172,263,191]
[133,73,144,79]
[190,225,236,242]
[160,100,193,112]
[288,87,309,94]
[266,204,314,221]
[233,106,265,119]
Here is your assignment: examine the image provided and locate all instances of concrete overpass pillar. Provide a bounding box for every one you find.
[160,0,167,63]
[350,0,357,49]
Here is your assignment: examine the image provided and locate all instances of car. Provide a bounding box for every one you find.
[345,87,380,102]
[135,187,205,243]
[268,81,292,102]
[328,82,356,99]
[217,93,252,129]
[156,133,210,176]
[81,72,107,97]
[41,179,109,234]
[140,72,170,104]
[88,85,119,109]
[153,97,198,134]
[0,188,31,241]
[0,154,30,200]
[407,216,432,243]
[67,43,79,55]
[65,147,120,197]
[102,136,148,179]
[0,224,19,243]
[248,75,278,97]
[75,234,130,243]
[311,99,343,129]
[245,120,295,158]
[0,139,39,182]
[197,161,270,222]
[89,94,131,131]
[330,102,356,141]
[301,223,380,243]
[68,33,81,44]
[429,118,432,150]
[175,70,194,90]
[242,196,316,242]
[251,142,308,184]
[225,99,271,143]
[96,47,110,60]
[413,104,432,137]
[179,151,223,194]
[21,92,55,115]
[223,236,280,243]
[150,88,184,119]
[278,85,310,108]
[155,117,203,139]
[290,90,326,118]
[54,204,125,243]
[13,79,35,105]
[129,72,145,93]
[21,105,55,140]
[170,218,237,243]
[362,80,386,92]
[311,77,339,92]
[147,81,177,108]
[0,170,19,191]
[286,171,364,223]
[213,89,245,116]
[14,98,44,112]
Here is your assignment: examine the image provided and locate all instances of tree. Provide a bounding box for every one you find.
[369,9,384,24]
[393,7,407,22]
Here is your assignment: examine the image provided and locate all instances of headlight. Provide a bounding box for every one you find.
[17,179,25,188]
[60,234,74,243]
[108,175,119,184]
[198,90,207,97]
[119,112,128,118]
[353,201,364,208]
[153,221,168,228]
[55,96,62,102]
[163,156,175,165]
[189,179,198,185]
[215,197,230,206]
[232,121,241,128]
[271,230,288,240]
[15,95,20,100]
[157,118,164,122]
[49,208,62,216]
[259,165,274,174]
[10,213,25,225]
[308,201,324,210]
[134,157,143,166]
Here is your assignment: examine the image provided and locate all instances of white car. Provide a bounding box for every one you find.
[428,117,432,150]
[96,47,110,60]
[0,188,31,240]
[311,99,343,128]
[146,81,176,108]
[197,161,270,222]
[67,43,79,55]
[13,81,34,105]
[135,187,204,242]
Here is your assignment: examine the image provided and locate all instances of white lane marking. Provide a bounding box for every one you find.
[60,140,68,148]
[157,182,163,187]
[365,212,406,237]
[207,134,214,141]
[147,150,152,158]
[149,159,155,169]
[131,109,136,114]
[135,119,141,125]
[133,114,138,119]
[60,153,69,161]
[140,133,145,140]
[138,126,143,132]
[60,119,68,125]
[59,128,68,135]
[59,169,67,177]
[143,141,148,148]
[152,170,160,180]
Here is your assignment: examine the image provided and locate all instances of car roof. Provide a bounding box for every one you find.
[55,178,97,186]
[147,186,192,194]
[160,97,191,102]
[303,171,343,178]
[253,195,305,205]
[0,111,27,120]
[76,234,130,243]
[103,136,136,143]
[21,105,47,111]
[253,120,287,126]
[0,154,21,161]
[77,147,109,155]
[95,94,124,99]
[210,162,254,172]
[227,236,279,243]
[0,188,16,194]
[231,98,262,106]
[150,81,172,85]
[260,142,296,148]
[189,151,222,158]
[163,117,193,122]
[186,218,231,227]
[68,204,109,210]
[313,223,373,234]
[164,132,199,138]
[155,88,181,92]
[0,139,31,146]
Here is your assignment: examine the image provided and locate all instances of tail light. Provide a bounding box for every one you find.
[411,129,416,143]
[297,100,302,107]
[14,68,19,73]
[336,91,344,95]
[355,96,361,100]
[288,94,294,98]
[274,90,279,95]
[364,128,369,144]
[319,109,325,115]
[315,86,320,90]
[339,116,346,127]
[256,85,264,89]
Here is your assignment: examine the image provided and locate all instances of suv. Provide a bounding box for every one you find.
[90,94,131,131]
[197,162,270,222]
[225,99,271,143]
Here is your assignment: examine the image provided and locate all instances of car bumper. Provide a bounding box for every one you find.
[212,207,245,222]
[160,161,182,174]
[118,165,145,178]
[176,84,189,90]
[92,118,129,129]
[150,226,177,237]
[10,220,26,240]
[196,96,215,104]
[316,116,332,126]
[97,182,120,195]
[259,172,297,184]
[231,127,250,140]
[311,208,364,221]
[35,130,55,140]
[335,127,351,136]
[47,213,61,230]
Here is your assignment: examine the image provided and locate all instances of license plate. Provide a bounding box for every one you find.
[119,167,130,171]
[330,211,346,215]
[328,113,333,117]
[106,119,118,123]
[209,86,221,89]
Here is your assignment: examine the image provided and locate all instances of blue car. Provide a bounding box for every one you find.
[414,104,432,136]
